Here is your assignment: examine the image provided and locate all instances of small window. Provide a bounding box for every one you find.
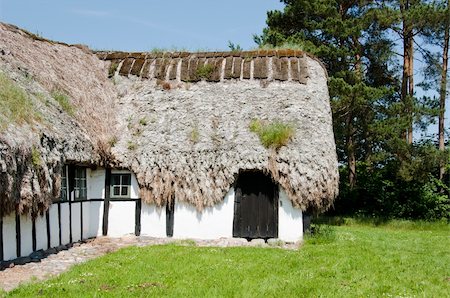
[60,166,68,201]
[74,167,87,200]
[111,174,131,198]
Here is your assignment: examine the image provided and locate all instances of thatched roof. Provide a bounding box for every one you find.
[99,50,339,212]
[0,22,338,215]
[0,23,116,216]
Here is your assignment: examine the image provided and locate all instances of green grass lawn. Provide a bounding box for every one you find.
[4,219,450,297]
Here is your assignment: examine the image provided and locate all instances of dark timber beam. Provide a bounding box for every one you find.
[15,210,20,258]
[135,200,142,236]
[102,168,111,236]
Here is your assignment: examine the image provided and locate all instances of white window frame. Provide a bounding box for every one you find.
[110,173,131,198]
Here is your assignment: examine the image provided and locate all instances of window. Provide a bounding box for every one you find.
[111,174,131,198]
[60,166,68,201]
[74,167,87,200]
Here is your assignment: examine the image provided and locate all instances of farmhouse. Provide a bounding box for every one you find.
[0,23,338,263]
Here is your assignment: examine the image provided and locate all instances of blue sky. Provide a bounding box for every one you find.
[0,0,284,51]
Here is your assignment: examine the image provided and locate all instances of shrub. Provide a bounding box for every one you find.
[249,119,294,150]
[51,89,75,116]
[0,72,40,130]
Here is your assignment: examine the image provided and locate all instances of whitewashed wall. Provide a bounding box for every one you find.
[35,215,48,251]
[20,215,33,257]
[107,201,136,237]
[60,203,70,245]
[3,214,17,261]
[173,189,235,239]
[278,188,303,242]
[88,168,105,200]
[71,203,81,242]
[49,204,60,248]
[141,203,166,237]
[1,169,305,262]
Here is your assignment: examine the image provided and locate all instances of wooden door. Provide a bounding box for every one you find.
[233,171,278,239]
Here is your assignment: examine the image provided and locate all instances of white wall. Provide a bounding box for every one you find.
[107,201,136,237]
[173,188,235,239]
[60,203,70,245]
[71,203,82,242]
[141,203,166,237]
[88,168,105,200]
[20,215,33,257]
[35,214,48,251]
[278,188,303,242]
[3,214,17,261]
[88,201,104,237]
[49,204,59,247]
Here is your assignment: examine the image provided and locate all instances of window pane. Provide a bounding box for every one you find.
[112,175,120,186]
[80,179,86,188]
[79,168,86,178]
[113,186,120,196]
[80,189,87,199]
[121,186,129,196]
[121,175,131,186]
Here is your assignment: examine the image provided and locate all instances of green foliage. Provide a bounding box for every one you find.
[51,90,74,116]
[108,62,119,78]
[108,136,118,148]
[8,223,450,297]
[189,126,200,144]
[31,146,42,168]
[257,0,448,220]
[249,119,294,150]
[196,64,214,79]
[305,224,336,244]
[127,141,137,151]
[227,41,243,52]
[139,117,148,126]
[0,72,40,130]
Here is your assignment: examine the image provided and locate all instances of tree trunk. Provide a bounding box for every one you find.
[401,0,414,144]
[346,108,356,189]
[439,0,449,180]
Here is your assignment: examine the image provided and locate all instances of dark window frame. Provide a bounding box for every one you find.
[73,167,87,200]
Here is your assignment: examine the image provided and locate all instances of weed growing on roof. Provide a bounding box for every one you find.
[51,89,74,116]
[196,64,214,79]
[0,72,40,130]
[139,117,148,126]
[108,62,119,78]
[249,119,294,150]
[189,125,200,144]
[127,141,137,151]
[31,146,42,168]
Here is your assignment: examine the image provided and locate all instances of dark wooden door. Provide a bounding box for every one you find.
[233,171,278,239]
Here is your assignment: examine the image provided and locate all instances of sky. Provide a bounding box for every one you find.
[0,0,284,51]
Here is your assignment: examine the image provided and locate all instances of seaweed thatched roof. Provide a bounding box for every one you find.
[99,50,339,212]
[0,22,338,216]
